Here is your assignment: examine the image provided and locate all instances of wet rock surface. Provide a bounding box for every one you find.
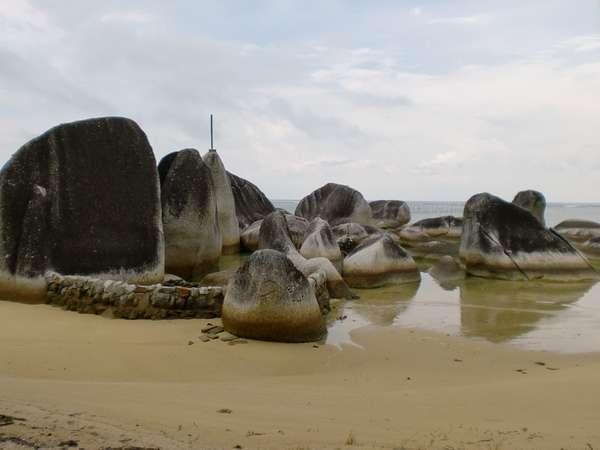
[240,214,309,252]
[203,150,240,254]
[342,234,420,288]
[160,149,221,280]
[259,210,356,301]
[512,190,546,226]
[397,216,463,259]
[369,200,411,229]
[295,183,372,226]
[555,219,600,242]
[222,249,326,342]
[459,193,597,281]
[0,117,164,301]
[227,171,275,230]
[299,217,343,272]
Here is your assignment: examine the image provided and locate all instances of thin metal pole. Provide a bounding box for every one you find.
[210,114,214,150]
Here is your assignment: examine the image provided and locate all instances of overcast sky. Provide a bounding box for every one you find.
[1,1,600,201]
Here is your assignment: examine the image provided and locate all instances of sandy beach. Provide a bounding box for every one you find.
[1,300,600,449]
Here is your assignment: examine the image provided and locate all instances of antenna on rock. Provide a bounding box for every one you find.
[209,114,215,151]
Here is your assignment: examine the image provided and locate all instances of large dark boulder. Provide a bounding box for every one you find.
[369,200,411,229]
[459,193,597,281]
[512,190,546,226]
[295,183,372,226]
[160,149,221,280]
[222,249,326,342]
[0,117,164,301]
[342,234,420,288]
[227,171,275,230]
[203,150,239,254]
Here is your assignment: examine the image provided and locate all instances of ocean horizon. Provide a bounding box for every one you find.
[271,199,600,227]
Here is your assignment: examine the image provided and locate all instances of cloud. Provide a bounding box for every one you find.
[99,11,155,24]
[427,14,491,26]
[0,1,599,202]
[555,34,600,53]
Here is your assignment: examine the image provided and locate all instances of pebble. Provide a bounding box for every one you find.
[220,332,238,342]
[203,325,224,334]
[198,335,211,343]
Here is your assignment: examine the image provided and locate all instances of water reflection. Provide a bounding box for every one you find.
[326,269,600,352]
[459,278,595,343]
[351,281,421,326]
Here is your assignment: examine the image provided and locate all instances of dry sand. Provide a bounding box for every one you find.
[1,300,600,449]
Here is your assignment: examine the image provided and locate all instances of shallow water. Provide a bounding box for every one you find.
[271,199,600,352]
[219,253,600,353]
[326,271,600,353]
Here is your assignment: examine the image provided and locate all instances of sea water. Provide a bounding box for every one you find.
[272,199,600,227]
[271,199,600,353]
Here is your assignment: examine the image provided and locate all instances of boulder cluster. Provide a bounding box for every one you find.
[1,116,598,343]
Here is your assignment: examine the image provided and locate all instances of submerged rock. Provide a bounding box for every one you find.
[300,218,343,272]
[0,117,163,301]
[512,190,546,226]
[459,193,597,281]
[295,183,372,226]
[203,150,240,254]
[397,216,463,259]
[369,200,411,229]
[222,249,326,342]
[240,214,309,252]
[555,220,600,242]
[160,149,221,280]
[227,171,275,229]
[259,211,357,300]
[342,234,420,288]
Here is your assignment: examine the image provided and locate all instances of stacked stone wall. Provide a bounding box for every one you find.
[46,273,223,319]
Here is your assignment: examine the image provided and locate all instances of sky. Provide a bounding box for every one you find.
[1,1,600,202]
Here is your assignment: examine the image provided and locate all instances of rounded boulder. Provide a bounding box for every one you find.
[222,249,326,342]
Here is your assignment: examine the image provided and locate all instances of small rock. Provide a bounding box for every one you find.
[220,332,238,342]
[202,325,224,334]
[534,361,546,366]
[217,408,232,414]
[187,340,194,346]
[228,339,248,346]
[199,335,211,343]
[58,440,78,447]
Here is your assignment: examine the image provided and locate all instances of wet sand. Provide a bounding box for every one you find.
[2,300,600,449]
